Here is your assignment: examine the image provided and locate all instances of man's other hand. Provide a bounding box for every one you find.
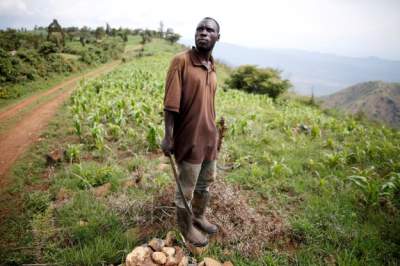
[161,137,174,156]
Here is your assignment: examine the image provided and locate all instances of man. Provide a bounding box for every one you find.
[161,17,220,247]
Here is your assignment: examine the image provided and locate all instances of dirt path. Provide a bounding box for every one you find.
[0,60,120,180]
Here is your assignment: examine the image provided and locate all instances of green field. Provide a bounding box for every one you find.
[1,38,399,265]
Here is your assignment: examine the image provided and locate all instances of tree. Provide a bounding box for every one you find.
[47,19,65,47]
[140,30,152,45]
[309,87,316,106]
[0,29,22,50]
[158,21,164,38]
[106,23,112,36]
[38,41,58,55]
[165,28,180,44]
[226,65,291,100]
[95,27,105,40]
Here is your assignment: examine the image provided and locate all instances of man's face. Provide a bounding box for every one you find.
[195,19,220,52]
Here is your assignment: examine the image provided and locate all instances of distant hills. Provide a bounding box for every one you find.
[180,40,400,96]
[321,81,400,128]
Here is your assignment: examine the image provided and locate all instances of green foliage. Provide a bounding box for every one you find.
[0,29,45,51]
[45,192,133,265]
[48,32,64,49]
[0,48,18,83]
[66,162,125,189]
[140,30,153,44]
[165,28,180,44]
[381,172,400,208]
[38,41,58,55]
[24,191,51,216]
[70,51,166,153]
[347,175,382,207]
[65,143,83,163]
[226,65,291,99]
[95,26,105,40]
[78,38,124,65]
[2,36,400,265]
[1,35,126,100]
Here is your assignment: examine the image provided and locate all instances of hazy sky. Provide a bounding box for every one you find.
[1,0,399,60]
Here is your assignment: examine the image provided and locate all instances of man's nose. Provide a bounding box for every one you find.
[200,29,208,36]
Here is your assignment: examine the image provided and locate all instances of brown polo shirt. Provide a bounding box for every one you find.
[164,47,218,164]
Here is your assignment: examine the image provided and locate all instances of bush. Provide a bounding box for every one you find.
[226,65,291,100]
[46,53,77,73]
[0,48,17,82]
[38,41,58,55]
[16,48,47,78]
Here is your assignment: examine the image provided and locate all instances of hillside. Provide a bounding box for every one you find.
[0,39,399,265]
[322,81,400,128]
[180,40,400,96]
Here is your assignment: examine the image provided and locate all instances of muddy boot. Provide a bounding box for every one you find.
[176,207,208,247]
[192,191,218,235]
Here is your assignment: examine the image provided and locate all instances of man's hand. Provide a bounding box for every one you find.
[161,137,174,156]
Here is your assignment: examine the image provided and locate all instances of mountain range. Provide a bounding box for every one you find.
[321,81,400,128]
[180,40,400,96]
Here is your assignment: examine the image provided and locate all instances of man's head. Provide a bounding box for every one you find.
[195,17,220,52]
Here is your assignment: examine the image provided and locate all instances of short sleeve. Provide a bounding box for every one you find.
[164,57,183,113]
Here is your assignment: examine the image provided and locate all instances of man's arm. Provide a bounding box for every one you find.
[161,110,176,156]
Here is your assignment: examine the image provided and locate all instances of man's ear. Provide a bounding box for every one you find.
[217,33,220,41]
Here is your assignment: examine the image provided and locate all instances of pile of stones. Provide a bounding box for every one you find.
[125,232,233,266]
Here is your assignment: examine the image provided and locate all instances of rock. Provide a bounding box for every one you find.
[203,257,222,266]
[173,246,184,263]
[222,262,234,266]
[126,246,152,266]
[298,124,311,135]
[187,243,207,256]
[46,149,64,165]
[142,256,158,266]
[165,255,178,266]
[178,256,188,266]
[164,231,176,247]
[151,252,167,265]
[92,182,111,197]
[162,246,175,257]
[198,262,205,266]
[148,238,165,252]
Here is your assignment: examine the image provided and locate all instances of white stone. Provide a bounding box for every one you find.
[151,251,167,265]
[126,246,151,266]
[162,247,175,257]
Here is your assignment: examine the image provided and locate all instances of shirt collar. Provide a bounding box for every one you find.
[189,46,216,72]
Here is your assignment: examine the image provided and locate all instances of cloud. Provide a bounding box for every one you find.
[0,0,32,15]
[0,0,399,60]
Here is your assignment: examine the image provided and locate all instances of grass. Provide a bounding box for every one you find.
[0,85,69,135]
[0,38,399,265]
[0,35,141,110]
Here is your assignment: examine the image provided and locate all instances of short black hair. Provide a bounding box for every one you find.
[202,17,220,33]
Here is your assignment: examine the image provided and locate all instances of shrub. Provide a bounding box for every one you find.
[0,48,17,82]
[46,53,77,73]
[226,65,291,100]
[16,48,47,78]
[38,41,58,55]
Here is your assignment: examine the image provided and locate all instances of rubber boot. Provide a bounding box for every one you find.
[192,191,218,234]
[176,207,208,247]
